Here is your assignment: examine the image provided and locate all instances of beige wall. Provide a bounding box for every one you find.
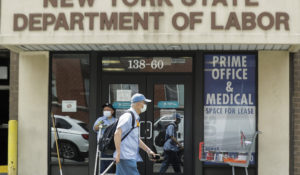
[1,0,300,45]
[258,51,290,175]
[18,52,49,175]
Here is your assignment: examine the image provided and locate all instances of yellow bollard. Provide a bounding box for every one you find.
[8,120,17,175]
[0,165,8,173]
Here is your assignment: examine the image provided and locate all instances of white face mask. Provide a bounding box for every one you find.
[103,111,112,117]
[141,104,147,113]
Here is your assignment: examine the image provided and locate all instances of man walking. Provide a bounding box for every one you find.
[114,93,157,175]
[159,113,183,173]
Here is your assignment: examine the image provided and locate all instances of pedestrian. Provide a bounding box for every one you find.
[93,103,117,173]
[159,113,184,173]
[114,93,158,175]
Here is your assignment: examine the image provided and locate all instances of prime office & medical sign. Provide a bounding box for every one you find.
[13,0,290,32]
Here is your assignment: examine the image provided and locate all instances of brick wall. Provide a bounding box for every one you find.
[9,52,18,120]
[293,52,300,175]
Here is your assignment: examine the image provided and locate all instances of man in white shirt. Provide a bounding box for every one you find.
[114,93,158,175]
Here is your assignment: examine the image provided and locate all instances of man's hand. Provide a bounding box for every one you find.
[139,138,160,161]
[94,121,104,131]
[115,152,120,164]
[147,151,160,162]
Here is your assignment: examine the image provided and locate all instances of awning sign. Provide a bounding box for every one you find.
[158,101,179,108]
[113,101,131,109]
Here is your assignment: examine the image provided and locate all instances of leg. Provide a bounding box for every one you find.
[168,151,181,173]
[177,149,184,167]
[116,159,140,175]
[232,166,235,175]
[159,151,170,173]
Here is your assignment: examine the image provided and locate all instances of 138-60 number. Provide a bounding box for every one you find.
[128,60,164,70]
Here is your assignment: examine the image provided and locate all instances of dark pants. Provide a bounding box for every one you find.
[100,153,115,173]
[159,150,181,173]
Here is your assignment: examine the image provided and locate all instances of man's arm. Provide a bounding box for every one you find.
[114,128,122,163]
[139,138,159,161]
[170,136,183,148]
[167,124,183,148]
[139,138,154,154]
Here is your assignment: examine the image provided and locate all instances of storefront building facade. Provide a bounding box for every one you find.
[0,0,299,174]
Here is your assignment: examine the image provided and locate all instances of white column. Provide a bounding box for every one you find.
[18,52,49,175]
[258,51,290,175]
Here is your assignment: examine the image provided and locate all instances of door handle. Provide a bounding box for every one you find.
[140,121,145,139]
[146,121,152,139]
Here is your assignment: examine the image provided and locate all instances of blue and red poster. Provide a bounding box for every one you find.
[204,54,256,164]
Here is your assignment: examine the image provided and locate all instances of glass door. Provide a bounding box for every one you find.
[101,75,193,175]
[145,75,193,175]
[101,75,148,174]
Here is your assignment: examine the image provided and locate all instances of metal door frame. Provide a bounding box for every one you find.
[99,74,193,175]
[146,75,193,175]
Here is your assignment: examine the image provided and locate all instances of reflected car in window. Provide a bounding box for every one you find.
[51,115,89,161]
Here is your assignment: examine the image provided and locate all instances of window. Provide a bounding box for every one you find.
[0,52,9,85]
[164,84,184,107]
[55,118,72,129]
[50,54,90,164]
[203,54,257,164]
[78,122,89,132]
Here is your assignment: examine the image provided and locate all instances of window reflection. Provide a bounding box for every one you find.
[153,84,184,173]
[51,54,90,164]
[109,84,139,118]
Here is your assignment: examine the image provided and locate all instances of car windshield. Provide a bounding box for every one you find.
[78,122,89,132]
[161,115,174,121]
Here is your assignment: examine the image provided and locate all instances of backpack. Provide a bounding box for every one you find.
[154,123,176,147]
[98,111,135,155]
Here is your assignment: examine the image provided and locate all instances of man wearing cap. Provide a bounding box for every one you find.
[93,103,117,173]
[114,93,157,175]
[159,113,184,173]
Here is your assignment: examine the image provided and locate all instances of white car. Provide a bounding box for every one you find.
[51,115,89,161]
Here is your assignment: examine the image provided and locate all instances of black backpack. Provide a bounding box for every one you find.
[98,111,135,155]
[154,123,176,147]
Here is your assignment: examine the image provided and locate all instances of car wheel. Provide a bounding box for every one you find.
[59,141,79,160]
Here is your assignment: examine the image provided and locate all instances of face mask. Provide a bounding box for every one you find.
[103,111,112,117]
[141,104,147,113]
